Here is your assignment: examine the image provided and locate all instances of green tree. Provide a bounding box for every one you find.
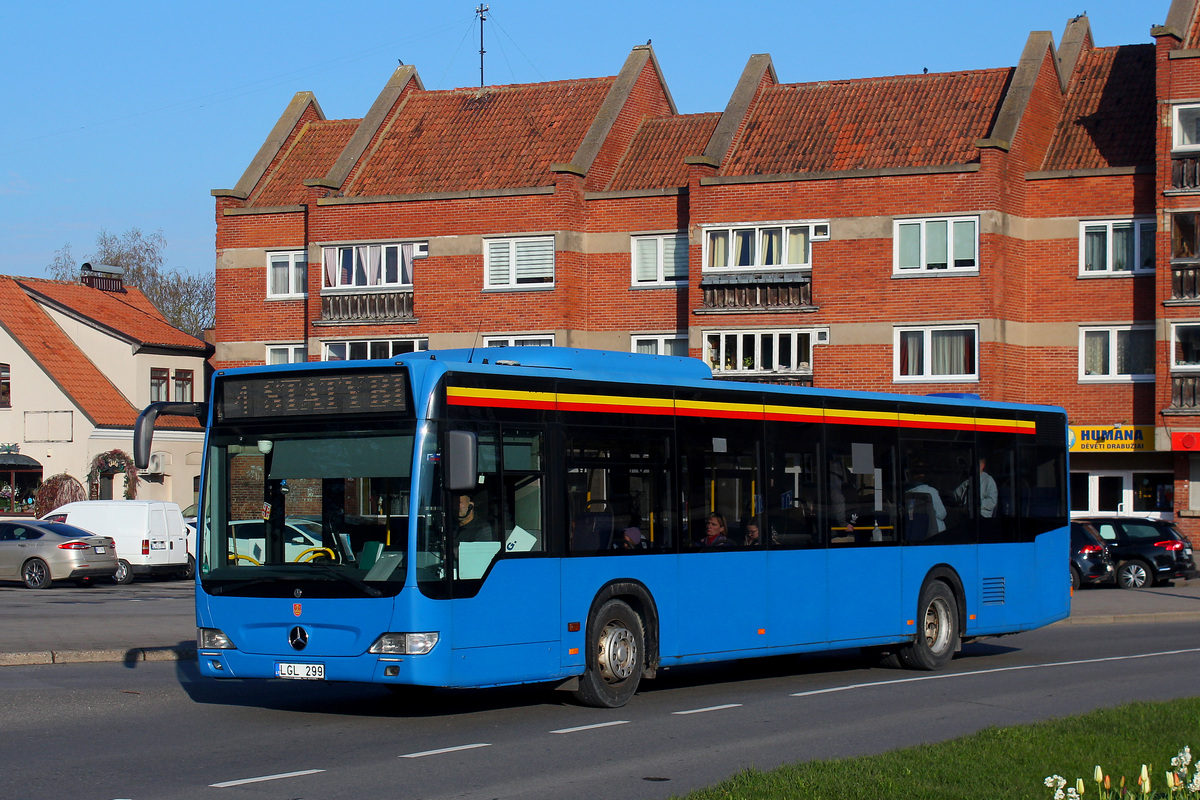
[47,227,215,338]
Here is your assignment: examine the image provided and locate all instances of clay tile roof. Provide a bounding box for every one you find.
[608,113,722,191]
[346,77,616,196]
[1042,45,1155,171]
[722,69,1012,176]
[19,277,208,352]
[250,119,359,207]
[1188,13,1200,49]
[0,277,140,428]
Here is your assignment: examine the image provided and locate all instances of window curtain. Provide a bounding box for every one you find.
[634,239,660,282]
[761,228,782,266]
[291,254,306,295]
[931,329,974,376]
[1117,329,1154,375]
[786,227,809,266]
[1083,330,1110,375]
[664,236,687,281]
[708,231,728,268]
[1112,223,1133,272]
[1083,227,1107,271]
[899,330,924,376]
[734,229,754,266]
[487,241,511,286]
[515,238,554,283]
[269,255,288,295]
[635,338,657,355]
[400,243,414,285]
[367,245,382,286]
[323,248,337,288]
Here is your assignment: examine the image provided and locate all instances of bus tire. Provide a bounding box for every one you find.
[899,581,959,671]
[574,599,644,708]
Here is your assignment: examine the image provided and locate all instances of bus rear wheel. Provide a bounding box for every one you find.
[898,581,959,671]
[574,599,644,708]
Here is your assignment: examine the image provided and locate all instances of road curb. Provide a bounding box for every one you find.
[0,645,197,667]
[1058,611,1200,626]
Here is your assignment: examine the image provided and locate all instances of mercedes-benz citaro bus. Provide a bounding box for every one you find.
[135,347,1069,708]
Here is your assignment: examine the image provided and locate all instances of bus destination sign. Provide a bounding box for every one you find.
[218,372,409,421]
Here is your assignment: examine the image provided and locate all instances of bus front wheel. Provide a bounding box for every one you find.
[574,599,644,708]
[898,581,959,671]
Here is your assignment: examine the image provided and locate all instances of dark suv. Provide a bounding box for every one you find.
[1070,520,1114,590]
[1075,517,1197,589]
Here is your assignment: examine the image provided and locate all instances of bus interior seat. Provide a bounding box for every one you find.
[573,511,614,551]
[903,492,936,542]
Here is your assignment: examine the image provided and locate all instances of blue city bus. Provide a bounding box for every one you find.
[135,347,1069,707]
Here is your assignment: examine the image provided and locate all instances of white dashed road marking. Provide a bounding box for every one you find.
[210,769,325,788]
[550,720,630,734]
[400,743,492,758]
[672,703,742,715]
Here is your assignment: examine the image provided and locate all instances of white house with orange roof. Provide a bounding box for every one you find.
[0,268,212,513]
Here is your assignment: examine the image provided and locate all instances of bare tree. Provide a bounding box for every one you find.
[47,227,214,338]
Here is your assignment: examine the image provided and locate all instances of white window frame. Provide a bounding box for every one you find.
[266,344,308,365]
[703,328,823,375]
[322,338,428,361]
[631,234,688,286]
[1078,325,1155,383]
[702,221,828,273]
[1173,103,1200,152]
[484,236,555,290]
[893,216,979,274]
[1079,219,1155,275]
[267,251,307,299]
[1172,322,1200,372]
[631,334,688,357]
[321,242,425,291]
[893,325,980,383]
[482,335,555,348]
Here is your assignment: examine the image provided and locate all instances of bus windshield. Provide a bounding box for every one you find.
[200,428,420,597]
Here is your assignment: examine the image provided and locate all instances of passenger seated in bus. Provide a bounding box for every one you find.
[904,465,946,533]
[700,511,729,547]
[953,458,999,518]
[455,493,494,542]
[621,513,643,549]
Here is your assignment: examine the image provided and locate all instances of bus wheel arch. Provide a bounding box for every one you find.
[573,581,659,708]
[899,567,964,671]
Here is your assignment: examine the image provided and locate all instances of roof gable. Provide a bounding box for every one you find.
[0,278,139,428]
[722,69,1011,176]
[250,119,358,207]
[1042,44,1155,170]
[608,113,722,190]
[345,77,616,197]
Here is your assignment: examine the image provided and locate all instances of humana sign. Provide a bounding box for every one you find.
[1068,425,1153,452]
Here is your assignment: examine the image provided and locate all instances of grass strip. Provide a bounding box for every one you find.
[672,697,1200,800]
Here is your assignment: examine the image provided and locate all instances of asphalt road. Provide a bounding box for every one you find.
[1,621,1197,800]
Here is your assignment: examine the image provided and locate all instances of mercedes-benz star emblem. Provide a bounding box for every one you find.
[288,626,308,651]
[294,588,303,598]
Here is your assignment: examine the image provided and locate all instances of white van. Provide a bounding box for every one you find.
[43,500,192,584]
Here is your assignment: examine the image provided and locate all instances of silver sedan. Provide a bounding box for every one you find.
[0,520,118,589]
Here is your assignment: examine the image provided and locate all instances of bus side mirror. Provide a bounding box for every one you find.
[445,430,478,492]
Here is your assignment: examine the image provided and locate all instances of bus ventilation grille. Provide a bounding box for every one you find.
[981,577,1006,605]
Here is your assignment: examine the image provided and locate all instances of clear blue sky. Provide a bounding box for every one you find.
[0,0,1170,279]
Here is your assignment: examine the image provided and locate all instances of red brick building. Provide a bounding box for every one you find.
[212,0,1200,547]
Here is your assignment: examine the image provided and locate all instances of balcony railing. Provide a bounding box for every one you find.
[319,288,414,323]
[699,271,813,311]
[1172,375,1200,409]
[1172,262,1200,301]
[1173,154,1200,191]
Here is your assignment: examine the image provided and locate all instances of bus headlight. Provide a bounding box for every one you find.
[369,632,439,655]
[198,627,236,649]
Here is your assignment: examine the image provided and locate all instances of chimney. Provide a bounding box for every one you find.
[79,262,125,293]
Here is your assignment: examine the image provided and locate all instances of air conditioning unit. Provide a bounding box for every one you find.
[145,452,167,475]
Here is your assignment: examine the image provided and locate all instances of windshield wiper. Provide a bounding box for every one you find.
[303,563,384,598]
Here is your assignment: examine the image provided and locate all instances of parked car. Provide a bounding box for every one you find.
[0,520,118,589]
[1070,520,1115,590]
[43,500,191,583]
[226,519,344,564]
[1075,516,1197,589]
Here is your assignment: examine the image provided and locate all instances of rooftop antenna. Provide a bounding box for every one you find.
[476,4,488,87]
